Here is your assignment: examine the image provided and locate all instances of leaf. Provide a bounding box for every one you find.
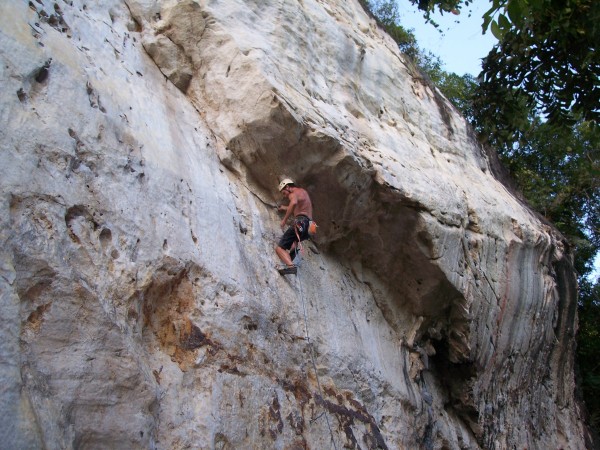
[527,0,543,9]
[498,13,511,32]
[491,20,504,40]
[506,0,524,27]
[482,2,501,33]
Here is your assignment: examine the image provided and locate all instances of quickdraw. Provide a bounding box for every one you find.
[294,220,304,256]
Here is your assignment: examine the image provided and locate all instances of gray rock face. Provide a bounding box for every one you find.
[0,0,591,448]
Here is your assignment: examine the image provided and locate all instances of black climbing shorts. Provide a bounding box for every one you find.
[278,216,311,250]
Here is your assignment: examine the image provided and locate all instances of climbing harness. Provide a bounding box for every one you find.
[294,220,305,257]
[295,267,339,450]
[292,217,317,260]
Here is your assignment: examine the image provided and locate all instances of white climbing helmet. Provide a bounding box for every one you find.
[278,178,294,191]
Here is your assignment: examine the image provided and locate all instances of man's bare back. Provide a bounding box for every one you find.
[278,186,313,229]
[289,187,313,219]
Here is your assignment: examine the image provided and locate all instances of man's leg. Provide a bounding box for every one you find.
[275,245,294,267]
[289,242,299,261]
[276,227,297,267]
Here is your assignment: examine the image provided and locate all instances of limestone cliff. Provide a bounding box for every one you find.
[0,0,591,448]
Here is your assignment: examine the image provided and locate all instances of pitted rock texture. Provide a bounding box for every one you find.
[0,0,591,448]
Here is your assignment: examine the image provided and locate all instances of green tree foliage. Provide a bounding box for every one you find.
[412,0,600,134]
[477,0,600,131]
[413,50,478,124]
[440,73,476,121]
[364,1,447,77]
[407,0,463,17]
[363,0,419,59]
[505,121,599,274]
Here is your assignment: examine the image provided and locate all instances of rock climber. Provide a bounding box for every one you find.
[275,178,313,275]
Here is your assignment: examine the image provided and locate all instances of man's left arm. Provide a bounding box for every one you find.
[280,193,297,229]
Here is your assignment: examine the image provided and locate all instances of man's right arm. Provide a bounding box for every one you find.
[280,193,297,228]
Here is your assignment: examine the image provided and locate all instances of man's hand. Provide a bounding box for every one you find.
[280,219,286,230]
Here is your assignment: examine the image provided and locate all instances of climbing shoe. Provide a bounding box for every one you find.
[277,265,297,275]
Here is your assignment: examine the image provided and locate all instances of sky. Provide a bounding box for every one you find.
[396,0,497,76]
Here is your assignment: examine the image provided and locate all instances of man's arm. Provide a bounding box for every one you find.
[280,192,297,228]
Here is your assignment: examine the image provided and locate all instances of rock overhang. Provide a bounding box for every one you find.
[130,0,577,365]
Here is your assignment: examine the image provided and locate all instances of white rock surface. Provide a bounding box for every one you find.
[0,0,591,448]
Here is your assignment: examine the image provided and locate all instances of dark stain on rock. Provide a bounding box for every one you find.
[280,376,387,448]
[17,88,27,102]
[25,302,52,332]
[181,323,211,350]
[315,394,388,450]
[12,254,57,303]
[217,363,246,377]
[268,395,284,439]
[286,410,304,436]
[280,378,311,411]
[34,59,52,83]
[140,260,223,369]
[241,315,258,331]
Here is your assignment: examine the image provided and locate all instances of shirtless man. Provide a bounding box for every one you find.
[275,178,313,275]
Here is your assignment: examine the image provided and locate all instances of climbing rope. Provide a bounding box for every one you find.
[295,267,339,450]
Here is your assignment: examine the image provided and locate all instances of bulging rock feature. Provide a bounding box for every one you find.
[0,0,591,448]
